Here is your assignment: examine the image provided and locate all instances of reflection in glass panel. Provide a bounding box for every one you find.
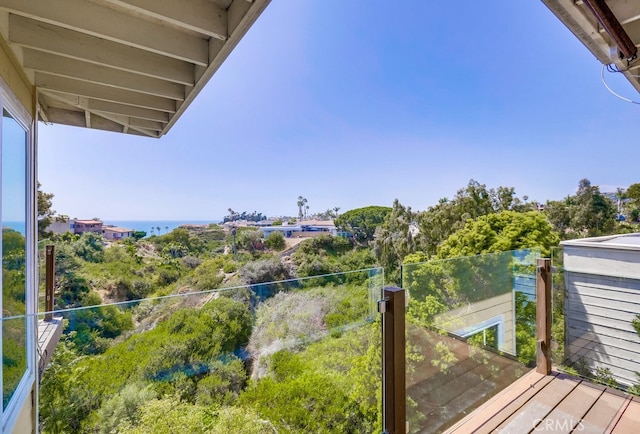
[403,250,538,433]
[2,108,28,409]
[38,269,384,432]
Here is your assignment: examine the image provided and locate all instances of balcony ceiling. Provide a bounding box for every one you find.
[0,0,270,137]
[543,0,640,94]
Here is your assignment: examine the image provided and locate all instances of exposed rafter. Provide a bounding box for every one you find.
[23,50,185,101]
[0,0,209,65]
[36,73,177,113]
[102,0,228,40]
[9,15,195,85]
[0,0,271,137]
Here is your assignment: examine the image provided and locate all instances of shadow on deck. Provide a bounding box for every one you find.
[445,370,640,433]
[407,325,531,433]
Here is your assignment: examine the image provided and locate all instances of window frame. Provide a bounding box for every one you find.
[0,73,36,433]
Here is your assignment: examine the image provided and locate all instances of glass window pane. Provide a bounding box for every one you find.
[2,108,27,409]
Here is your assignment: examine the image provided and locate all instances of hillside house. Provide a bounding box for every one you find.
[72,219,103,235]
[103,226,134,241]
[45,218,72,234]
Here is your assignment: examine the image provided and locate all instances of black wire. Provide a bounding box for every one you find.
[606,63,623,73]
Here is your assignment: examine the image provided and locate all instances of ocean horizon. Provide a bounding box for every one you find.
[3,219,221,237]
[104,220,220,235]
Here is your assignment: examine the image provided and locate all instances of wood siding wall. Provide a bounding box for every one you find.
[564,271,640,387]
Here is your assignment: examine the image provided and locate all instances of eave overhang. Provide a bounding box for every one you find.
[0,0,270,137]
[542,0,640,93]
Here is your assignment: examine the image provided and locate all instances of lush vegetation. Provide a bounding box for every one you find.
[39,213,384,432]
[3,228,27,407]
[334,206,391,243]
[37,177,640,431]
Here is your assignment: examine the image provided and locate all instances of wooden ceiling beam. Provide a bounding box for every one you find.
[85,99,170,123]
[89,111,161,137]
[0,0,208,65]
[40,90,170,125]
[103,0,228,40]
[36,73,177,113]
[23,50,185,101]
[10,15,195,85]
[47,106,156,136]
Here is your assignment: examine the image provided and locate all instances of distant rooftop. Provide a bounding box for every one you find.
[600,234,640,247]
[562,233,640,249]
[103,227,133,233]
[74,219,102,225]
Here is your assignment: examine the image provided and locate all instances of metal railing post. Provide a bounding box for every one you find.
[381,286,406,433]
[536,258,552,374]
[45,244,55,321]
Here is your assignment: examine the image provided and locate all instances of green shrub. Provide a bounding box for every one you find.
[239,259,291,285]
[223,261,238,273]
[192,259,225,290]
[264,231,285,251]
[156,267,180,286]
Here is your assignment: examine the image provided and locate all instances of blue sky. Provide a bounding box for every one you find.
[38,1,640,220]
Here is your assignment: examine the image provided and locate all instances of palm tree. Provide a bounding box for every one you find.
[297,196,307,220]
[156,226,161,235]
[616,187,626,215]
[150,227,155,236]
[305,205,309,219]
[165,226,169,233]
[333,206,341,218]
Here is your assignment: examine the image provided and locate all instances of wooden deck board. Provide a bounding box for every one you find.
[416,362,526,434]
[407,326,528,434]
[445,370,550,434]
[443,371,640,434]
[534,381,605,433]
[610,398,640,433]
[579,388,629,433]
[493,374,580,434]
[37,317,64,373]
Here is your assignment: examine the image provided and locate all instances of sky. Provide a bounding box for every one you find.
[37,1,640,220]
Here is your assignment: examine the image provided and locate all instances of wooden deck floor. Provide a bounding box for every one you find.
[37,317,63,375]
[445,370,640,433]
[407,326,530,433]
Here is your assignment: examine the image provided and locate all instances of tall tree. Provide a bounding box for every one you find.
[37,183,56,239]
[544,198,572,239]
[616,187,626,215]
[437,211,559,259]
[626,183,640,203]
[373,200,415,285]
[297,196,307,220]
[334,206,392,244]
[416,180,528,257]
[570,178,615,237]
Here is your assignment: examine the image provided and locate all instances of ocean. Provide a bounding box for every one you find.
[3,221,25,235]
[3,219,220,237]
[104,220,220,235]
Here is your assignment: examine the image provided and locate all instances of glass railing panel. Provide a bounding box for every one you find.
[402,249,538,433]
[2,315,28,410]
[553,243,640,395]
[37,268,384,433]
[3,226,27,411]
